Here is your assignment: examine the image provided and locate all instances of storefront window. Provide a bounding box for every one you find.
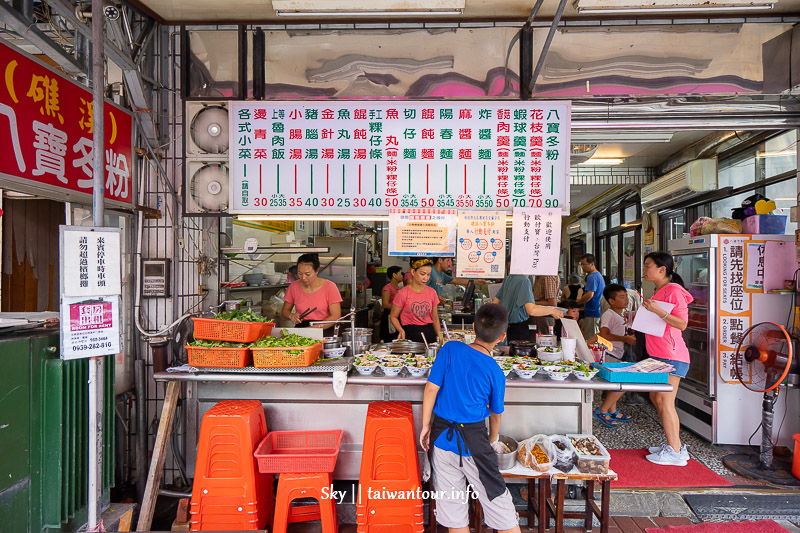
[624,205,638,223]
[765,177,798,234]
[718,152,756,189]
[608,234,619,283]
[610,211,620,228]
[762,130,797,179]
[186,29,241,98]
[597,217,607,233]
[711,191,750,219]
[622,231,636,289]
[599,239,607,278]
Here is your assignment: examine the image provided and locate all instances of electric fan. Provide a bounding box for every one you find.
[722,321,800,485]
[187,162,229,213]
[189,105,229,154]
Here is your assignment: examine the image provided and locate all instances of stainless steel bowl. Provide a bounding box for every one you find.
[495,434,519,470]
[390,341,426,354]
[322,336,341,350]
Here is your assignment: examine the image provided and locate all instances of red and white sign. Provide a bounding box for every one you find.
[61,296,120,360]
[70,301,113,331]
[0,39,133,206]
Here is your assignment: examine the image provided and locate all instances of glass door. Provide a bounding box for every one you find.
[673,250,712,396]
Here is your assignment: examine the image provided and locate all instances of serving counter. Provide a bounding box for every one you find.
[156,370,671,480]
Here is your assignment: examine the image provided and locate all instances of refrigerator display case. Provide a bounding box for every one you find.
[668,235,799,445]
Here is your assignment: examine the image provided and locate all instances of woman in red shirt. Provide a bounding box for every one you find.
[380,265,403,342]
[390,258,441,343]
[281,253,342,337]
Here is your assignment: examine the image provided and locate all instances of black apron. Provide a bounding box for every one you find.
[429,415,507,501]
[297,320,334,338]
[402,323,436,344]
[506,321,530,343]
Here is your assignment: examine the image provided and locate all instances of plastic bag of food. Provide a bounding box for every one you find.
[516,434,555,472]
[549,435,577,473]
[690,217,742,236]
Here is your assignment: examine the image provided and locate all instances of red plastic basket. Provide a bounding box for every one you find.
[254,430,343,473]
[187,345,251,368]
[251,343,322,368]
[192,317,274,343]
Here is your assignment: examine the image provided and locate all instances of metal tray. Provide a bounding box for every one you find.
[191,356,352,374]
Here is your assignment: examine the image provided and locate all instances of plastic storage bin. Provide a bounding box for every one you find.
[567,434,611,475]
[254,430,343,473]
[187,345,251,368]
[192,317,274,343]
[742,214,787,235]
[594,362,669,384]
[251,343,322,368]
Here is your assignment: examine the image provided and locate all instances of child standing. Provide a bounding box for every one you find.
[590,284,637,428]
[420,304,520,533]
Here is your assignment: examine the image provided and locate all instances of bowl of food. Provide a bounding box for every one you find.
[537,346,563,362]
[543,365,571,381]
[499,361,515,377]
[572,362,599,381]
[405,362,431,377]
[380,361,404,377]
[322,346,347,359]
[353,358,378,375]
[514,363,540,379]
[495,434,519,470]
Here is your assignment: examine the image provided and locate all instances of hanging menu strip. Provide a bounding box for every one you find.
[229,101,571,215]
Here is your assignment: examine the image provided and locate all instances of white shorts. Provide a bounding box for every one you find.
[431,447,518,530]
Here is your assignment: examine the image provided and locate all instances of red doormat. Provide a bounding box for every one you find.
[609,449,733,488]
[645,519,789,533]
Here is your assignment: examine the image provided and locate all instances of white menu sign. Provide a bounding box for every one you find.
[456,211,506,279]
[509,208,561,275]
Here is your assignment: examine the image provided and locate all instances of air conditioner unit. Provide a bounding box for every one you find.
[567,218,592,236]
[184,101,229,215]
[641,159,717,211]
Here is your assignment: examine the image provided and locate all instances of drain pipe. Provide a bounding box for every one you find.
[135,359,147,503]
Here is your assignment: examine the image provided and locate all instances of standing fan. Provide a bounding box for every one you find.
[722,321,800,485]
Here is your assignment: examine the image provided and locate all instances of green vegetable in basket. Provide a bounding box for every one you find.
[188,339,249,348]
[214,307,272,322]
[250,332,318,348]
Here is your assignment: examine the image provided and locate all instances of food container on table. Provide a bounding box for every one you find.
[543,365,571,381]
[538,347,563,362]
[389,341,426,354]
[322,346,347,359]
[514,365,539,379]
[572,367,599,381]
[425,343,440,358]
[567,434,611,475]
[405,364,430,378]
[342,328,373,344]
[495,435,519,470]
[322,336,341,350]
[353,358,378,375]
[379,361,403,377]
[517,434,555,473]
[549,435,578,473]
[509,341,536,358]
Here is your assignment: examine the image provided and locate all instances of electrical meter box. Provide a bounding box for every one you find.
[142,258,171,297]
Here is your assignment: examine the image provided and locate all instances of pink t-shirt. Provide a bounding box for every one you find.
[382,283,400,305]
[645,283,693,364]
[284,279,343,322]
[393,285,439,326]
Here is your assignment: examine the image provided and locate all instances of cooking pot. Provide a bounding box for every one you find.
[509,341,537,358]
[495,434,519,470]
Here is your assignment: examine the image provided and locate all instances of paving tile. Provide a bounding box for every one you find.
[607,491,660,517]
[655,491,698,520]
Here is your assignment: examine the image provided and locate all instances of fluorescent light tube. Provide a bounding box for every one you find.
[578,5,772,13]
[572,132,674,144]
[578,158,624,166]
[275,10,463,16]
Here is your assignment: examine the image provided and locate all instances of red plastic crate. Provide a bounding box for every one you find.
[254,430,343,473]
[192,317,274,343]
[187,345,251,368]
[251,342,322,368]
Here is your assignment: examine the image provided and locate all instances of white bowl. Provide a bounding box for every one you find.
[543,365,571,381]
[572,369,599,381]
[371,349,392,358]
[405,365,430,378]
[514,367,539,379]
[355,364,377,375]
[265,273,283,284]
[538,349,563,362]
[323,346,347,359]
[380,365,403,377]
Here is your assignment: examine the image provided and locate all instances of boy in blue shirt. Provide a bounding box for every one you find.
[420,304,520,533]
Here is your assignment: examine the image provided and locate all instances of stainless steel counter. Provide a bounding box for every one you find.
[159,370,671,480]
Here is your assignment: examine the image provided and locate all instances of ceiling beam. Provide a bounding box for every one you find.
[0,2,85,75]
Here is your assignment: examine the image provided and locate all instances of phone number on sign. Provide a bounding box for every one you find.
[72,341,114,351]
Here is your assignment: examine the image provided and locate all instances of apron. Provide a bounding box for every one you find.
[296,319,334,338]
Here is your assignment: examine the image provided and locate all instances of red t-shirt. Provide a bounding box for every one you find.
[382,282,400,305]
[284,279,343,322]
[393,285,439,326]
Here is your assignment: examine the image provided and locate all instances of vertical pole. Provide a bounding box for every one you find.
[89,0,105,530]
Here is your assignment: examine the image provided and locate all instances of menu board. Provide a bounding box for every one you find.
[388,208,457,257]
[229,101,570,215]
[456,211,506,279]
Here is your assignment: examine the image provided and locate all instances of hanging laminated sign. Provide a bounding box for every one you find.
[388,208,457,257]
[228,101,570,215]
[509,208,561,275]
[60,295,121,361]
[743,240,766,293]
[717,235,752,383]
[456,211,506,279]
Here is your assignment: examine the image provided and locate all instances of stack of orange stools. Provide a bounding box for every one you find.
[189,400,274,531]
[357,401,423,532]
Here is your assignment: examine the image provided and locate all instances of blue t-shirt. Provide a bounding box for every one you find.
[427,267,454,296]
[584,271,605,318]
[427,341,506,456]
[495,274,534,324]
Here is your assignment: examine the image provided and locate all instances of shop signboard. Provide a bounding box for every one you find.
[455,211,506,279]
[388,208,457,257]
[717,236,752,383]
[59,226,122,360]
[229,101,570,215]
[509,207,561,275]
[0,40,134,207]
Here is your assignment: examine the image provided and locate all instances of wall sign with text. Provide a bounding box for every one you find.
[229,101,570,215]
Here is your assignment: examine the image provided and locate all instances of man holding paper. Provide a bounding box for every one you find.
[637,252,693,467]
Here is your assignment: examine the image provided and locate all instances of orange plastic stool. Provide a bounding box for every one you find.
[190,400,273,531]
[793,433,800,480]
[272,472,338,533]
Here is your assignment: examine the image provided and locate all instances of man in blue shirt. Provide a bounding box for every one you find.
[577,253,606,340]
[420,304,520,533]
[427,257,485,305]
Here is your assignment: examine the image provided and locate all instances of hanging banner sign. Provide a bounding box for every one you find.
[456,211,506,279]
[229,101,570,215]
[388,208,457,257]
[717,235,752,383]
[509,208,561,275]
[743,240,766,293]
[60,295,121,360]
[0,39,133,207]
[61,226,122,297]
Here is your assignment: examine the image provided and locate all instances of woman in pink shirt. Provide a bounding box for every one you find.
[641,251,693,467]
[390,258,441,343]
[380,265,403,342]
[281,253,342,337]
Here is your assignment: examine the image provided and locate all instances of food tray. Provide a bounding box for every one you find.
[186,345,251,368]
[594,362,669,384]
[252,342,322,368]
[566,433,610,475]
[192,317,274,343]
[254,430,343,473]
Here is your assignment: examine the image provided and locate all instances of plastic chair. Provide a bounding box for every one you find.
[272,472,338,533]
